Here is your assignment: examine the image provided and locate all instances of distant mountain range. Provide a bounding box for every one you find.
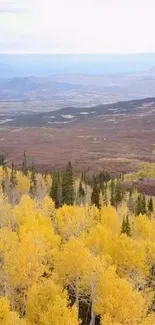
[0,97,154,127]
[1,53,155,77]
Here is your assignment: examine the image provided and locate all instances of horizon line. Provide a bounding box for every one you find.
[1,51,155,56]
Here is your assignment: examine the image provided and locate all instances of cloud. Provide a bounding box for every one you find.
[0,0,31,13]
[0,0,155,53]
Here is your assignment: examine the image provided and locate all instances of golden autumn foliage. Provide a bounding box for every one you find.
[0,166,154,324]
[26,279,79,325]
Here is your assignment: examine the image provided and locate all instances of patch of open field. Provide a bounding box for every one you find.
[0,103,155,175]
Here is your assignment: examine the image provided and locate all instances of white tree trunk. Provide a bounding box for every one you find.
[89,306,96,325]
[75,276,79,315]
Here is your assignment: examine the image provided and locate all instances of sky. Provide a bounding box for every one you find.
[0,0,155,54]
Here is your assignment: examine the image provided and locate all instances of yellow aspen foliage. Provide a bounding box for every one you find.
[17,174,30,196]
[100,206,120,233]
[37,195,55,219]
[56,205,96,240]
[110,234,148,275]
[0,164,155,324]
[117,201,129,220]
[26,279,80,325]
[140,314,155,325]
[0,229,18,292]
[84,204,100,223]
[36,173,47,200]
[95,266,146,324]
[101,314,122,325]
[133,214,155,241]
[5,231,45,287]
[101,313,155,325]
[53,237,91,313]
[0,192,13,228]
[44,174,52,192]
[81,254,112,324]
[5,219,60,287]
[19,214,60,250]
[84,223,114,256]
[0,297,10,325]
[13,195,36,225]
[0,297,26,325]
[54,238,91,285]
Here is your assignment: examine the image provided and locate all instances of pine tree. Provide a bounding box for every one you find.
[78,181,85,198]
[50,171,62,208]
[126,215,131,237]
[127,191,135,214]
[0,152,6,166]
[136,194,142,215]
[121,217,127,234]
[62,161,74,205]
[10,162,17,187]
[103,183,108,206]
[136,194,147,215]
[121,216,131,236]
[30,163,37,197]
[91,181,100,208]
[110,179,115,206]
[141,194,147,214]
[22,150,28,176]
[148,197,153,214]
[115,179,123,206]
[57,172,62,207]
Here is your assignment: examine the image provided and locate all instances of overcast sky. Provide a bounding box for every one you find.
[0,0,155,54]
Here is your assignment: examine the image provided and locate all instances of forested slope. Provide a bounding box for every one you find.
[0,156,155,324]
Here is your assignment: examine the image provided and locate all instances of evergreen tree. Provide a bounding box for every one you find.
[110,179,115,206]
[0,152,6,166]
[57,172,62,207]
[148,197,153,214]
[30,163,37,197]
[78,181,85,198]
[136,194,147,215]
[91,181,100,208]
[126,215,131,237]
[1,165,9,195]
[136,194,142,215]
[10,162,17,187]
[127,191,135,214]
[62,161,74,205]
[22,150,28,176]
[115,179,123,206]
[141,195,147,214]
[121,217,127,234]
[50,171,62,208]
[103,183,108,206]
[121,216,131,236]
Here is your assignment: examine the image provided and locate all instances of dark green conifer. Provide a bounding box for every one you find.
[148,197,154,214]
[136,194,142,215]
[10,162,17,187]
[91,181,100,208]
[141,195,147,214]
[110,179,115,206]
[115,179,123,206]
[121,217,127,234]
[22,150,28,176]
[30,162,37,197]
[121,216,131,236]
[50,171,62,208]
[78,181,85,198]
[126,215,131,237]
[0,153,6,166]
[136,194,147,215]
[62,161,74,205]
